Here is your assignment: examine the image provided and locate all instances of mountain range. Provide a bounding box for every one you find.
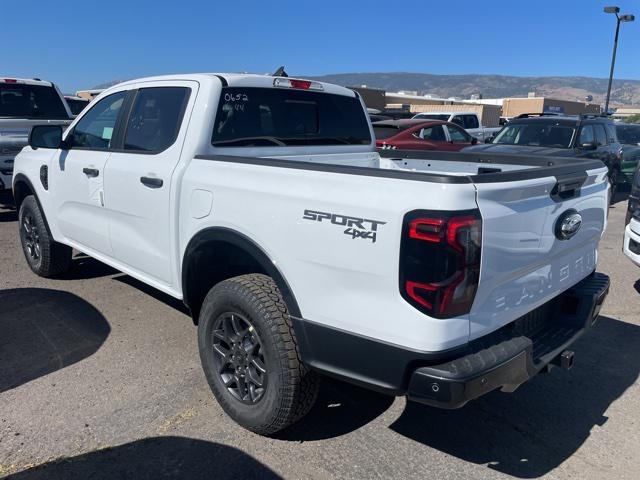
[93,72,640,106]
[307,73,640,106]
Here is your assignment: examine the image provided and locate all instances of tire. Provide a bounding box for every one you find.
[198,273,319,435]
[18,195,72,277]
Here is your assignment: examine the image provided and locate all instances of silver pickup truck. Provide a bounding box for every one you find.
[0,78,72,190]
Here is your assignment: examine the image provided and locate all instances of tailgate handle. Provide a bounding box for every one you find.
[551,173,587,202]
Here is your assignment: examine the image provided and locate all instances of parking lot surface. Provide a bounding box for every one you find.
[1,190,639,480]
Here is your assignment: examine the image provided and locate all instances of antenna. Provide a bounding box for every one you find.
[272,66,288,77]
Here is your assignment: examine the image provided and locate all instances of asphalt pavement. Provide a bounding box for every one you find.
[1,189,639,479]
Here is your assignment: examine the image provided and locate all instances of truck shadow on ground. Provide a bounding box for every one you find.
[112,274,191,315]
[57,254,119,281]
[388,315,640,478]
[5,436,280,480]
[274,376,395,441]
[0,288,110,393]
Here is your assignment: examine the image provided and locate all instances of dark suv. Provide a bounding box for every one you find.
[465,113,623,200]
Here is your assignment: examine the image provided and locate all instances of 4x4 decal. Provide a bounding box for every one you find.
[302,209,386,243]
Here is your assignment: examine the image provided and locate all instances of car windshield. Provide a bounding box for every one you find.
[414,114,449,121]
[616,124,640,145]
[0,83,68,119]
[493,122,576,148]
[212,87,371,147]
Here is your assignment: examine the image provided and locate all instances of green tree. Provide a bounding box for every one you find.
[624,114,640,124]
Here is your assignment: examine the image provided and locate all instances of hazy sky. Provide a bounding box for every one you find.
[4,0,639,93]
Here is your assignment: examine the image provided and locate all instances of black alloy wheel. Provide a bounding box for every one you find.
[212,312,267,404]
[22,212,41,261]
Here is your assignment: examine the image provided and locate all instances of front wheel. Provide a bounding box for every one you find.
[198,274,319,435]
[18,195,72,277]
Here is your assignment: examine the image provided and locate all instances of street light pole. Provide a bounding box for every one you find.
[604,6,635,115]
[604,15,621,114]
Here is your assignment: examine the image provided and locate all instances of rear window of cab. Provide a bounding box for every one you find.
[211,87,371,147]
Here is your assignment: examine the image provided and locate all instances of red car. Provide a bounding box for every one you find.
[373,119,478,151]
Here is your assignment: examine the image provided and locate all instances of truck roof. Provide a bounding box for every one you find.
[0,77,55,87]
[112,73,357,97]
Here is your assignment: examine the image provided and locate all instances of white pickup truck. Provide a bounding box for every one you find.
[0,78,72,191]
[13,73,610,435]
[412,111,501,142]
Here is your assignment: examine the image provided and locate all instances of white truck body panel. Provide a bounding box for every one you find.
[13,73,609,355]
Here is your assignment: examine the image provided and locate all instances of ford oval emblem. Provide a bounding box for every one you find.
[555,209,582,240]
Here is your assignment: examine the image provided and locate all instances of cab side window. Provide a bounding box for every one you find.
[578,125,595,145]
[451,116,464,127]
[123,87,190,153]
[448,125,472,143]
[69,92,126,150]
[419,125,446,141]
[463,115,479,129]
[594,125,607,146]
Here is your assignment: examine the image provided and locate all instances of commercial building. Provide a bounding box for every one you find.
[75,89,104,100]
[351,86,604,127]
[502,97,601,117]
[612,107,640,121]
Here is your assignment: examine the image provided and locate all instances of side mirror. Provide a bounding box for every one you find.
[29,125,64,150]
[471,137,478,145]
[485,135,494,144]
[580,141,598,151]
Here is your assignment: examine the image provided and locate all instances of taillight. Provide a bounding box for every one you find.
[399,210,482,318]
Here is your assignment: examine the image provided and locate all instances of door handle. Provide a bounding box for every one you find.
[140,176,163,188]
[83,167,99,177]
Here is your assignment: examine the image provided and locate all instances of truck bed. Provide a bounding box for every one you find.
[378,148,604,182]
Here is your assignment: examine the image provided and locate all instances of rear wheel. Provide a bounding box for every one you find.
[198,274,319,435]
[18,195,72,277]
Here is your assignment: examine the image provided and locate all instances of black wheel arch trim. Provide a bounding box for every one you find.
[181,227,302,319]
[12,173,54,237]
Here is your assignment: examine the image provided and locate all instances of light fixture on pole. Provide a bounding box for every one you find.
[603,6,635,114]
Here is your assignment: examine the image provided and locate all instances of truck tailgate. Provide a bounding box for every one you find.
[470,166,608,340]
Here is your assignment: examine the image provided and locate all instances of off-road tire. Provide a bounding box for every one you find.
[18,195,72,277]
[198,273,319,435]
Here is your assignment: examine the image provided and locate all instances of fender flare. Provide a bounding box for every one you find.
[12,173,54,236]
[181,227,302,318]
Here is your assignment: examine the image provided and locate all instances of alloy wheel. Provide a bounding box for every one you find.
[211,312,267,404]
[22,213,41,261]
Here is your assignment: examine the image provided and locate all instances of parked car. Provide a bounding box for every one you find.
[412,111,500,141]
[624,166,640,266]
[616,123,640,187]
[0,77,72,190]
[64,95,91,116]
[14,73,609,435]
[467,113,623,201]
[373,119,477,151]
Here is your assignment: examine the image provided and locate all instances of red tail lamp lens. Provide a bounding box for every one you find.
[409,218,445,242]
[400,210,482,318]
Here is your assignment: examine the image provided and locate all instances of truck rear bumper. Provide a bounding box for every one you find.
[406,272,610,408]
